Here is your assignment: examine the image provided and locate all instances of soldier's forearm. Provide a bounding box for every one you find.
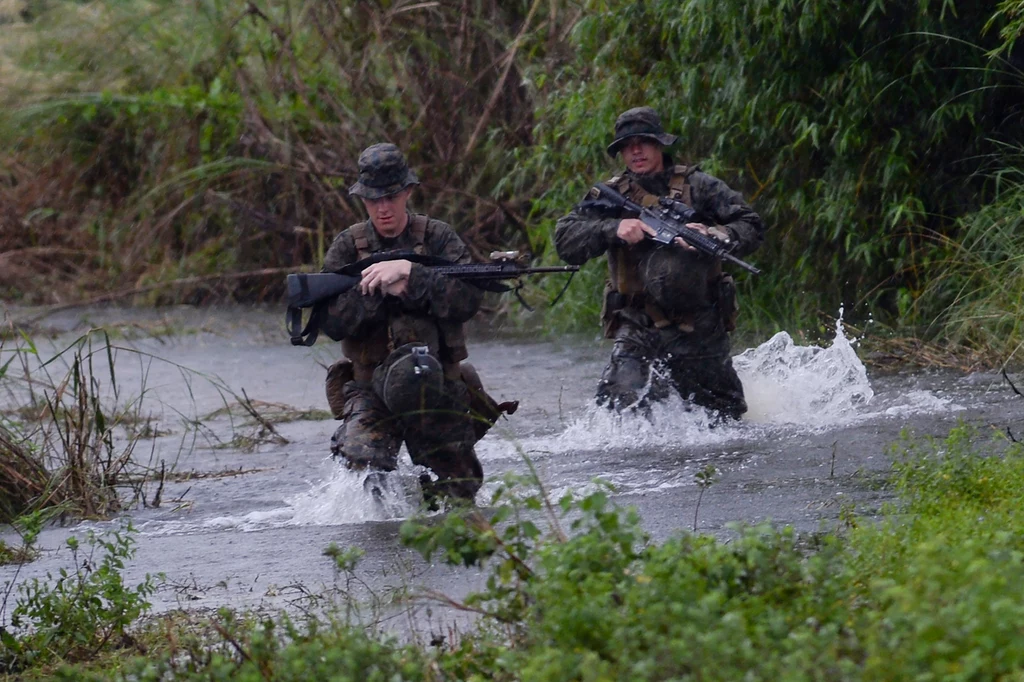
[723,215,764,258]
[401,264,483,322]
[555,214,618,264]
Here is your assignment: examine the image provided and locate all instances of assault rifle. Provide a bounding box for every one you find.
[286,251,579,346]
[585,183,762,275]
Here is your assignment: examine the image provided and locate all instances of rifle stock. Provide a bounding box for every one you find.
[286,272,360,309]
[286,251,579,346]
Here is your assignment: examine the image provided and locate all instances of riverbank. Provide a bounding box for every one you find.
[3,1,1024,363]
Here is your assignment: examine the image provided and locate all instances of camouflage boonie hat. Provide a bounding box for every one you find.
[349,143,420,199]
[606,106,678,157]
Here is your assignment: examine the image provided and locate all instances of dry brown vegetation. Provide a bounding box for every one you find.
[0,0,575,306]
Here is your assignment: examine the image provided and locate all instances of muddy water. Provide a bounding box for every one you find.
[3,305,1024,620]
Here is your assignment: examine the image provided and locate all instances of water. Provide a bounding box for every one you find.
[2,306,1022,616]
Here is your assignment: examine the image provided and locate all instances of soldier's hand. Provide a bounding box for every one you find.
[617,218,656,245]
[360,260,412,296]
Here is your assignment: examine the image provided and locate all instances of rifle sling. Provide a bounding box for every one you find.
[288,303,323,347]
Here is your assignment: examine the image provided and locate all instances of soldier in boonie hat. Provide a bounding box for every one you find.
[553,105,767,423]
[316,141,515,509]
[606,106,678,157]
[348,142,420,199]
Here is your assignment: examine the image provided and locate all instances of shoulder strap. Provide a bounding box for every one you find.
[668,165,693,206]
[409,214,428,255]
[350,222,372,260]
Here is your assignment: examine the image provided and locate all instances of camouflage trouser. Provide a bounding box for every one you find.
[328,363,515,504]
[596,311,746,421]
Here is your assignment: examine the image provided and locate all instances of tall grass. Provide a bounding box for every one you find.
[0,330,150,521]
[914,169,1024,364]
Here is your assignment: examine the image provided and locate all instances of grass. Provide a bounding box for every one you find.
[0,325,327,524]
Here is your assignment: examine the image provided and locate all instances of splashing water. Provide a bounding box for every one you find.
[735,320,873,426]
[549,315,875,454]
[552,393,740,453]
[154,316,953,532]
[283,466,422,525]
[136,464,424,535]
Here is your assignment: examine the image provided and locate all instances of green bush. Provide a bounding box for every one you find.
[8,426,1024,679]
[123,612,431,682]
[396,426,1024,680]
[2,523,158,672]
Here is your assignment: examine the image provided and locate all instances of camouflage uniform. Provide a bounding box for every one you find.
[555,108,765,420]
[321,143,505,504]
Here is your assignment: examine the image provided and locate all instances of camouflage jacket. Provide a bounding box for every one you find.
[320,213,482,365]
[554,165,765,265]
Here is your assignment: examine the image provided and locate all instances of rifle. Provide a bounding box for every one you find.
[584,183,762,275]
[286,250,579,346]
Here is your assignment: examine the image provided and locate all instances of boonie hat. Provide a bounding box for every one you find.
[348,143,420,199]
[606,106,678,157]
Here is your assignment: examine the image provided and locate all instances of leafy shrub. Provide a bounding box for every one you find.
[397,428,1024,680]
[123,612,431,682]
[2,523,158,672]
[10,426,1024,679]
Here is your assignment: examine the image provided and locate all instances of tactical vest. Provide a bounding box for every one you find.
[341,214,468,380]
[605,165,697,298]
[601,166,724,335]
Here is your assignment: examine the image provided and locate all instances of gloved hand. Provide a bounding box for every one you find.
[707,226,733,245]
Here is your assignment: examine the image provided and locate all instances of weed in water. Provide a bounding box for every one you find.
[693,463,719,532]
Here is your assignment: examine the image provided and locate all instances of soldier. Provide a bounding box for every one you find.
[555,107,765,420]
[320,143,514,506]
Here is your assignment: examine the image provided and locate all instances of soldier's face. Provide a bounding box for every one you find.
[362,188,412,237]
[622,138,664,175]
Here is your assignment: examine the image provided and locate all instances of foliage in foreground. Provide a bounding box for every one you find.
[6,425,1024,680]
[1,523,158,674]
[399,429,1024,680]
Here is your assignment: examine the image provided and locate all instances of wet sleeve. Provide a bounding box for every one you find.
[691,172,765,258]
[400,221,483,324]
[319,229,386,341]
[553,194,621,265]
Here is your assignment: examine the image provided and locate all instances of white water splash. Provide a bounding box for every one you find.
[537,314,921,455]
[552,393,742,452]
[144,316,959,534]
[735,322,873,426]
[136,464,423,535]
[284,466,421,525]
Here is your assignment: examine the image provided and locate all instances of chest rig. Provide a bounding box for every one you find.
[605,165,694,297]
[342,215,468,380]
[350,215,428,260]
[602,166,722,335]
